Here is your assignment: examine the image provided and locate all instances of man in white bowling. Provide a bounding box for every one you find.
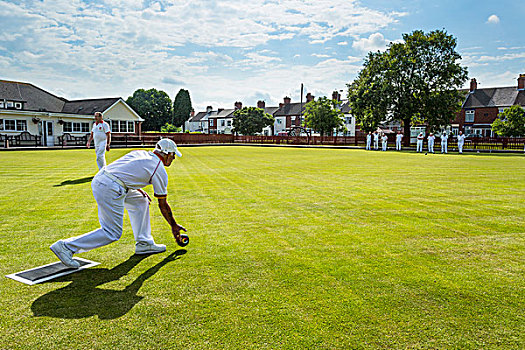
[373,131,379,150]
[427,133,435,154]
[50,139,186,268]
[366,132,372,150]
[381,133,388,151]
[457,131,466,154]
[87,112,111,170]
[416,132,424,153]
[441,132,448,154]
[395,131,403,151]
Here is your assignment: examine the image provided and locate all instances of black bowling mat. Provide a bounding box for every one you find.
[5,258,99,285]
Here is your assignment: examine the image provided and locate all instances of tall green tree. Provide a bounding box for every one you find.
[172,89,193,131]
[304,96,344,136]
[126,88,172,131]
[348,29,468,145]
[492,105,525,137]
[232,107,274,135]
[347,51,390,133]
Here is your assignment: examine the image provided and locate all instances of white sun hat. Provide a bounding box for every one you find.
[155,138,182,157]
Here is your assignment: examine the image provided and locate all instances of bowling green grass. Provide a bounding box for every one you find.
[0,146,523,350]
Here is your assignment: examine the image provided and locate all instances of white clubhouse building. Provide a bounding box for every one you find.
[0,79,143,146]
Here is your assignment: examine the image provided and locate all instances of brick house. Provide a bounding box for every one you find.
[453,74,525,137]
[273,94,314,133]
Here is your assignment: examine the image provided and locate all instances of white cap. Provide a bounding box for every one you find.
[155,138,182,157]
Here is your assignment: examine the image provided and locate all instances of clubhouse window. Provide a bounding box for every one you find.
[108,120,134,133]
[2,119,26,131]
[63,121,89,133]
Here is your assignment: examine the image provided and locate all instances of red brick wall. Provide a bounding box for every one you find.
[454,107,499,131]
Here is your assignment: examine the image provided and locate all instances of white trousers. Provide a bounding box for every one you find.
[458,142,464,153]
[416,140,423,152]
[382,141,387,151]
[373,140,379,150]
[95,141,107,170]
[396,140,402,151]
[64,172,154,253]
[428,141,434,153]
[441,141,447,153]
[366,140,371,150]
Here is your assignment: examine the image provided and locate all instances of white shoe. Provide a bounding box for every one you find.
[50,240,80,268]
[135,242,166,255]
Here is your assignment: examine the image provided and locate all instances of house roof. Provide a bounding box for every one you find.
[274,102,305,116]
[0,79,66,112]
[263,106,279,115]
[188,111,207,122]
[209,109,235,119]
[61,98,120,115]
[0,79,132,116]
[463,87,520,108]
[340,101,351,113]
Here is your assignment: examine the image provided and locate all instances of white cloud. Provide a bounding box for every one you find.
[0,0,402,111]
[464,71,517,89]
[352,33,392,53]
[487,14,500,24]
[337,41,348,46]
[311,53,331,58]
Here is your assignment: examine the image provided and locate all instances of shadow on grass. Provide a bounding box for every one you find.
[53,176,94,187]
[31,249,186,319]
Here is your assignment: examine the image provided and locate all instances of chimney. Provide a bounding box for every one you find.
[279,103,284,108]
[470,78,477,92]
[518,74,525,90]
[206,105,213,113]
[234,101,243,110]
[306,93,314,102]
[190,109,195,117]
[257,100,265,108]
[332,90,341,101]
[218,108,224,113]
[283,96,291,105]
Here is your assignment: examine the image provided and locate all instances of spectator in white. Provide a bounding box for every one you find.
[366,132,372,150]
[381,133,388,151]
[50,139,186,268]
[395,131,403,151]
[427,133,435,153]
[457,130,466,154]
[441,132,448,154]
[373,131,379,150]
[416,132,424,153]
[87,112,111,170]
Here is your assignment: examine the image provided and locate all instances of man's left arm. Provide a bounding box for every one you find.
[106,131,111,151]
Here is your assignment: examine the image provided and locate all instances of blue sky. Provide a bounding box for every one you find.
[1,0,524,112]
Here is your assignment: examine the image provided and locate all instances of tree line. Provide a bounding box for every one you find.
[126,88,193,132]
[125,29,524,137]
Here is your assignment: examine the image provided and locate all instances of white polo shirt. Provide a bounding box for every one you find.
[457,134,466,143]
[428,135,435,142]
[396,134,403,141]
[105,150,168,197]
[92,121,110,146]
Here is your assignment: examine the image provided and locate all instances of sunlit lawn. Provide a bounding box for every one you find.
[0,147,523,349]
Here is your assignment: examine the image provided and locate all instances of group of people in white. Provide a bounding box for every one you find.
[365,130,467,154]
